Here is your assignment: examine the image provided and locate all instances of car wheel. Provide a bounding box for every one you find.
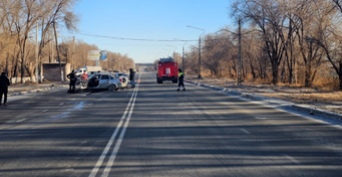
[108,85,115,92]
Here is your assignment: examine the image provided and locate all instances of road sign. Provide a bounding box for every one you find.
[88,50,100,60]
[100,50,107,61]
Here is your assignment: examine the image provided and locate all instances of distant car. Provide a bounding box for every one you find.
[116,73,130,89]
[87,73,121,92]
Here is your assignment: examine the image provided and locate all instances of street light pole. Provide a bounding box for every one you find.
[216,20,243,86]
[174,38,187,73]
[187,25,205,79]
[182,46,185,71]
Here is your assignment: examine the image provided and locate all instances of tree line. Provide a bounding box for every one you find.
[0,0,133,84]
[179,0,342,90]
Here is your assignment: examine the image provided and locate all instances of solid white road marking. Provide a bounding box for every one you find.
[101,89,138,177]
[88,90,136,177]
[89,72,141,177]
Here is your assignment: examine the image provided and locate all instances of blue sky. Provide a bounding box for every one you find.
[66,0,235,63]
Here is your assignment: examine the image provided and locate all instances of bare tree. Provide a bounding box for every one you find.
[285,0,327,87]
[330,0,342,89]
[10,0,40,83]
[203,35,226,76]
[3,0,78,83]
[185,47,199,76]
[333,0,342,12]
[241,30,265,80]
[37,0,78,82]
[232,0,293,85]
[0,0,138,84]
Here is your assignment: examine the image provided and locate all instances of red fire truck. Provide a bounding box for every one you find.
[156,57,178,84]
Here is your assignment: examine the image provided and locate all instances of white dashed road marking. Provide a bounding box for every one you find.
[284,155,300,164]
[16,119,26,123]
[240,128,250,134]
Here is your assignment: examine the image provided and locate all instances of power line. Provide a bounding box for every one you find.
[75,29,259,44]
[77,31,198,42]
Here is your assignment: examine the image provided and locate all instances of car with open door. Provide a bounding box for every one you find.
[87,72,121,92]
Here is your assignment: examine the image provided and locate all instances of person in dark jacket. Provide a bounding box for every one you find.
[177,69,185,91]
[0,72,10,106]
[129,68,135,88]
[67,70,76,92]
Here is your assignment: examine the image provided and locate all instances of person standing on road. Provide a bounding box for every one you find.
[129,68,135,88]
[80,71,88,88]
[67,70,76,93]
[81,70,88,80]
[0,72,10,106]
[177,69,185,91]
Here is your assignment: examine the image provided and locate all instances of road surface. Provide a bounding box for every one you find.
[0,72,342,177]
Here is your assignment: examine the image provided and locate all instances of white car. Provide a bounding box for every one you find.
[87,73,121,91]
[116,73,130,89]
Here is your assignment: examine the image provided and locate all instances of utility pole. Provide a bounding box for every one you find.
[48,32,52,63]
[198,37,202,79]
[237,19,242,86]
[53,21,63,81]
[35,21,39,83]
[72,36,75,69]
[186,25,205,79]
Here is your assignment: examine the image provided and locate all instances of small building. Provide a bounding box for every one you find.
[42,63,71,82]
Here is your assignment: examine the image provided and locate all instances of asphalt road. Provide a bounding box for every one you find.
[0,72,342,177]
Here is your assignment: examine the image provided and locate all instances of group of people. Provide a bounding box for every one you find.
[66,68,185,92]
[66,70,89,93]
[0,67,185,105]
[66,68,136,93]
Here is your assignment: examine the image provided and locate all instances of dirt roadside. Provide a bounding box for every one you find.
[187,77,342,116]
[7,82,68,96]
